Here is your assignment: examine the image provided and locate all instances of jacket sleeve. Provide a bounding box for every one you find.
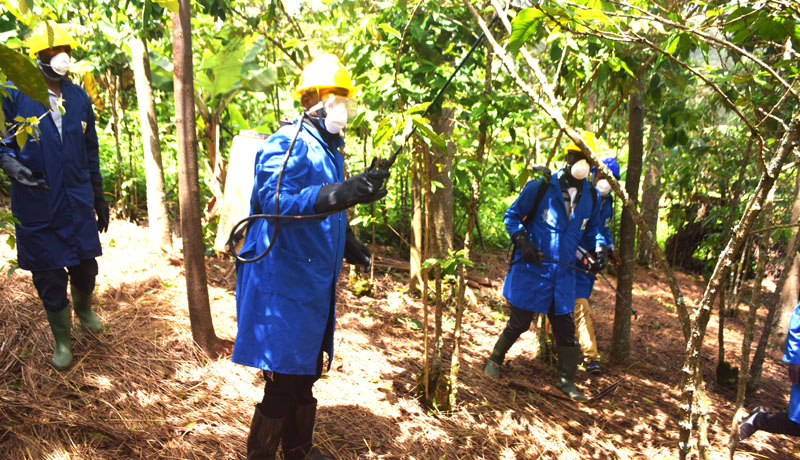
[784,301,800,365]
[601,197,614,248]
[80,87,101,183]
[253,127,322,217]
[504,178,541,238]
[0,86,19,159]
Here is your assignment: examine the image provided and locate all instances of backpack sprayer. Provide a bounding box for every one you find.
[228,15,498,264]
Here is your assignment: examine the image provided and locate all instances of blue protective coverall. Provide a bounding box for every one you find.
[0,79,102,271]
[575,193,613,298]
[233,121,347,375]
[783,300,800,423]
[502,169,604,315]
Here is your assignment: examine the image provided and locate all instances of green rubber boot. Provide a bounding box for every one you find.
[484,333,515,378]
[71,284,103,333]
[554,345,587,401]
[45,307,73,370]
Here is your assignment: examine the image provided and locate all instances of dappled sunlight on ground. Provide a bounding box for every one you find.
[0,217,795,459]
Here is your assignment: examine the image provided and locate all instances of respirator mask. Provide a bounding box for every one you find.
[570,159,590,181]
[322,94,356,134]
[595,178,611,196]
[38,52,72,80]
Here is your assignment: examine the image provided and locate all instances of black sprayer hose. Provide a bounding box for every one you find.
[227,113,338,264]
[508,252,638,319]
[370,14,499,171]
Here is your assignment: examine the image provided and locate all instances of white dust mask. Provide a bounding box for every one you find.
[322,95,356,134]
[596,178,611,196]
[570,159,590,180]
[49,52,72,75]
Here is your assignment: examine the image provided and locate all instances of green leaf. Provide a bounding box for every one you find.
[664,34,680,55]
[508,8,544,57]
[574,8,612,26]
[0,44,48,106]
[609,57,634,77]
[377,23,401,40]
[153,0,179,14]
[411,118,446,151]
[5,234,15,250]
[16,128,27,149]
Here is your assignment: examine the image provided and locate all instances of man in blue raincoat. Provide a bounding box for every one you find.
[234,53,388,460]
[573,156,622,375]
[1,22,108,371]
[483,131,605,401]
[739,299,800,441]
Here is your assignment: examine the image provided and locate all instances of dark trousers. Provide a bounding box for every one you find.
[501,303,578,347]
[754,412,800,437]
[260,350,324,419]
[31,259,98,312]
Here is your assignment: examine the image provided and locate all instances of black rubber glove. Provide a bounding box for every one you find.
[581,247,607,274]
[344,226,371,270]
[512,230,543,265]
[0,155,48,190]
[314,169,389,213]
[92,180,109,233]
[593,245,609,272]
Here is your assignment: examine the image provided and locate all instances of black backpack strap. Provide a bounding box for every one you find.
[522,176,550,224]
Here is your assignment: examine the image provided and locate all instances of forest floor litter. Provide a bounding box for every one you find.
[0,218,796,459]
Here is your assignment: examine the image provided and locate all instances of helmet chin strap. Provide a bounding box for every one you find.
[37,59,63,82]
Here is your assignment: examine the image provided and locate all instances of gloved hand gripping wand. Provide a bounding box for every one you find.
[508,246,638,319]
[370,14,499,172]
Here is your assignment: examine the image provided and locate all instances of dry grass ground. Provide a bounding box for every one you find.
[0,218,796,459]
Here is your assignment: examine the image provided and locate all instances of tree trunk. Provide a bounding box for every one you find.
[610,77,645,364]
[130,36,172,251]
[637,126,662,266]
[409,142,424,293]
[750,165,800,390]
[109,71,123,214]
[773,165,800,339]
[428,107,455,257]
[172,1,220,358]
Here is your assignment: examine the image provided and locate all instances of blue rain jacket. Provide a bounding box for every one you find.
[783,300,800,423]
[575,194,614,298]
[232,121,347,375]
[503,170,604,315]
[0,79,102,271]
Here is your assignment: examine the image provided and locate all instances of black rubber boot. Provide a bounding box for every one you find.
[45,307,73,370]
[554,345,587,401]
[71,284,103,333]
[246,403,284,460]
[484,333,515,378]
[283,403,333,460]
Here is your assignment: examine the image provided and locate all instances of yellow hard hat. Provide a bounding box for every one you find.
[564,131,597,157]
[26,21,79,58]
[295,53,355,98]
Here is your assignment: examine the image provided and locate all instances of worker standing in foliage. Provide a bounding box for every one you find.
[233,53,388,460]
[0,22,107,371]
[739,299,800,441]
[484,131,606,401]
[573,156,622,375]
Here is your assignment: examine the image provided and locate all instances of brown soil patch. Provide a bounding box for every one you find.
[0,218,795,459]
